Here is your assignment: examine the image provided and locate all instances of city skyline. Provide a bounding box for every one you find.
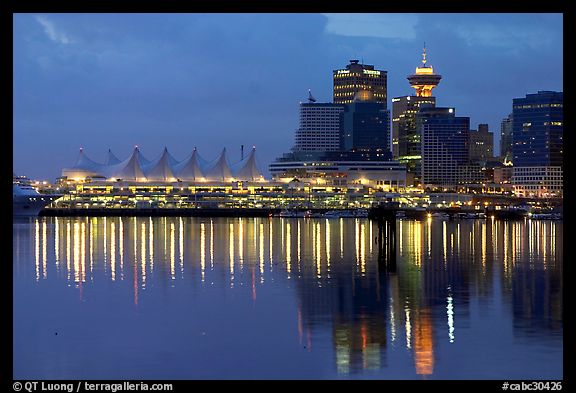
[13,13,563,180]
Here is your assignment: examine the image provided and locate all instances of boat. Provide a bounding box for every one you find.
[13,176,62,216]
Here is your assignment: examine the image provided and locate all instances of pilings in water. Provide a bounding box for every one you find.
[371,206,397,273]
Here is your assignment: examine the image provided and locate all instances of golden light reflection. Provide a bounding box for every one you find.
[66,221,71,281]
[149,218,154,274]
[481,222,486,271]
[325,220,331,270]
[339,218,344,259]
[103,217,107,271]
[200,222,206,282]
[426,218,431,258]
[414,310,434,375]
[210,220,214,269]
[142,222,148,286]
[315,221,321,278]
[179,218,184,277]
[229,222,235,285]
[111,222,116,281]
[169,221,175,281]
[119,218,124,280]
[55,218,60,268]
[360,221,366,274]
[297,220,301,267]
[355,219,360,269]
[42,220,47,279]
[35,220,40,282]
[239,218,244,269]
[259,223,264,275]
[73,222,80,283]
[80,221,86,283]
[89,218,95,277]
[286,221,291,275]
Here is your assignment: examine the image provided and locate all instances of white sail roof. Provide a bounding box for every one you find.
[61,148,106,179]
[144,147,178,181]
[231,146,265,181]
[105,149,122,165]
[173,148,206,181]
[203,148,233,181]
[105,146,148,181]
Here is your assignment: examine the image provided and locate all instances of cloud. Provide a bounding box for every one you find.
[322,13,418,40]
[34,15,71,44]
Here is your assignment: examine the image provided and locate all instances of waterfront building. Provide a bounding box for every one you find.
[500,114,513,161]
[511,91,563,197]
[418,107,470,188]
[293,99,346,152]
[269,152,406,191]
[340,92,390,153]
[512,166,563,197]
[468,124,493,163]
[512,91,563,167]
[61,146,265,183]
[333,60,387,104]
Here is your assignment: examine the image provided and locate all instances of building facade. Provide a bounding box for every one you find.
[500,114,513,160]
[340,99,390,153]
[418,107,470,188]
[468,124,494,163]
[333,60,387,104]
[293,102,346,152]
[392,96,436,186]
[512,91,563,167]
[512,166,563,197]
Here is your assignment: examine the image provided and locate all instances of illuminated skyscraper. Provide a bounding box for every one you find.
[418,107,470,187]
[392,46,441,186]
[333,60,387,104]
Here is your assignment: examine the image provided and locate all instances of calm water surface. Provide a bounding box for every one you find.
[13,216,562,379]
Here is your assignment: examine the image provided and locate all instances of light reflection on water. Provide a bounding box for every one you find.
[13,216,562,379]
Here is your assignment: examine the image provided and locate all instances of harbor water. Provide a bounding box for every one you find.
[13,216,562,379]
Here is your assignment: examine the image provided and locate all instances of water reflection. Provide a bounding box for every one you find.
[14,217,562,379]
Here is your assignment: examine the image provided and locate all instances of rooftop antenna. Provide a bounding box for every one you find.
[241,144,244,160]
[308,89,317,103]
[422,42,427,66]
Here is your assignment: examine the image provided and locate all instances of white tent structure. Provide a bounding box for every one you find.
[173,148,206,181]
[143,147,179,182]
[231,146,265,181]
[105,149,122,166]
[203,148,233,181]
[105,146,148,181]
[61,148,106,180]
[60,145,267,183]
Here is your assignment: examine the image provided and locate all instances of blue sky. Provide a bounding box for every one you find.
[13,13,563,180]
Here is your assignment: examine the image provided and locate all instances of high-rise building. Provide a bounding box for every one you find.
[468,124,494,162]
[333,60,387,104]
[292,99,346,152]
[511,91,563,197]
[392,46,441,186]
[512,91,563,167]
[340,92,390,153]
[418,107,470,187]
[500,114,513,160]
[392,96,435,184]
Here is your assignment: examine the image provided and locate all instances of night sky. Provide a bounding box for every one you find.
[13,13,563,181]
